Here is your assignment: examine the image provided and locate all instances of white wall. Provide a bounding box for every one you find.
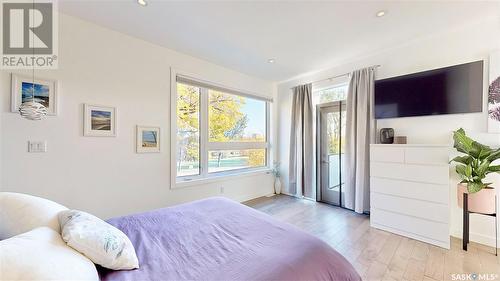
[277,18,500,247]
[0,14,275,219]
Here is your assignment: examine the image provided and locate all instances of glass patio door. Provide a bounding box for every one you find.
[318,101,346,207]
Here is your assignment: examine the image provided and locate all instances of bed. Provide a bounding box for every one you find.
[98,197,361,281]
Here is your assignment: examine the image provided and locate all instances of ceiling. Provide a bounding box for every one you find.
[60,1,499,82]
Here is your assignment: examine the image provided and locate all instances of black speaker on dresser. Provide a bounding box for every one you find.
[379,128,394,144]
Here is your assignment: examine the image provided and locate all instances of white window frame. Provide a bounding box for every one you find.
[170,69,272,188]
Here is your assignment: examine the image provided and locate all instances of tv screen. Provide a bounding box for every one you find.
[374,61,483,119]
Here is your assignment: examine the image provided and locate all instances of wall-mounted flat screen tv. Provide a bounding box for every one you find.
[374,61,483,119]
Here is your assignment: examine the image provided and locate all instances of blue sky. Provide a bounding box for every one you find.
[242,98,266,136]
[143,131,157,143]
[22,82,49,98]
[91,110,111,118]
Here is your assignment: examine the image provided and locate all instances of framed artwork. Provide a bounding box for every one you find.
[11,74,58,115]
[84,104,116,137]
[136,126,160,153]
[488,51,500,133]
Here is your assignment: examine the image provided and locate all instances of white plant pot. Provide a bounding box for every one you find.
[274,177,282,195]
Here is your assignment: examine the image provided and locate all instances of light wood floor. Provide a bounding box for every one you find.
[244,195,500,281]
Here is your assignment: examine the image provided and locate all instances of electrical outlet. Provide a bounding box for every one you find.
[220,186,224,194]
[28,141,47,153]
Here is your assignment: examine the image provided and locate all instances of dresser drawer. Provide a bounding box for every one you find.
[371,208,449,244]
[371,177,448,204]
[370,146,405,163]
[371,192,449,223]
[370,162,449,185]
[405,147,450,165]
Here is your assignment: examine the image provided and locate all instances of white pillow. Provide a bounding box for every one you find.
[0,192,68,239]
[59,210,139,270]
[0,227,99,281]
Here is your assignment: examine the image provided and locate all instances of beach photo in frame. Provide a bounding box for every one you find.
[84,104,116,137]
[136,126,160,153]
[11,74,58,115]
[488,51,500,133]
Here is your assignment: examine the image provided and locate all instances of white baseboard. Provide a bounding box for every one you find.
[279,191,298,197]
[451,228,498,249]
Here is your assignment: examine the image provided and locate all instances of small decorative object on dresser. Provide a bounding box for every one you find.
[450,128,499,254]
[272,162,281,194]
[11,74,58,116]
[394,136,407,144]
[83,104,116,137]
[379,128,394,144]
[136,126,160,153]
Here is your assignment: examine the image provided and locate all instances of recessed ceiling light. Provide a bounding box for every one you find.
[137,0,147,7]
[268,58,275,64]
[376,10,386,17]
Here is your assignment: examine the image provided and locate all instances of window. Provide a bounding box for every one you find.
[313,83,348,105]
[174,76,270,183]
[176,84,201,177]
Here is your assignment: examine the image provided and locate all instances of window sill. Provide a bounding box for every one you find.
[172,168,273,189]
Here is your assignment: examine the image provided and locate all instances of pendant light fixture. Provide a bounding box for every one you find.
[19,0,47,120]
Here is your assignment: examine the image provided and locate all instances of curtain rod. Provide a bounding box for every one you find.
[290,64,381,89]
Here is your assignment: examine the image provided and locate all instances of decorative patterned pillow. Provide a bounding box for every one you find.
[58,210,139,270]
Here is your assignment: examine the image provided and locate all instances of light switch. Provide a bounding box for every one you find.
[28,141,47,153]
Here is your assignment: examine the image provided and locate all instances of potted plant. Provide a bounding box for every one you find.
[272,162,282,195]
[450,128,500,214]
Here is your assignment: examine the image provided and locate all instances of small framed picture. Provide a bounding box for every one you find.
[84,104,116,137]
[136,126,160,153]
[11,74,58,115]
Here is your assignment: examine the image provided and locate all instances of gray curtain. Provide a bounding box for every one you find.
[344,67,376,213]
[289,83,314,198]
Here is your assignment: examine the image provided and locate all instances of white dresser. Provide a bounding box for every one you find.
[369,144,451,249]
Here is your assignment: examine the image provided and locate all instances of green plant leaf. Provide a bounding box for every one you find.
[487,165,500,174]
[455,164,468,177]
[470,141,492,159]
[449,155,473,165]
[486,149,500,162]
[465,164,473,178]
[476,160,490,178]
[478,147,493,160]
[453,128,474,154]
[467,182,484,193]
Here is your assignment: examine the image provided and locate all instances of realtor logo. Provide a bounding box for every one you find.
[1,0,58,69]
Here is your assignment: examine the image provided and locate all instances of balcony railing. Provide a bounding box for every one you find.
[328,153,344,190]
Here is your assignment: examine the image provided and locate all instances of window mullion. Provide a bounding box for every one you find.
[200,88,209,177]
[208,142,267,150]
[266,101,271,167]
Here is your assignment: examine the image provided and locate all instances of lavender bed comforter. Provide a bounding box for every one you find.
[98,197,361,281]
